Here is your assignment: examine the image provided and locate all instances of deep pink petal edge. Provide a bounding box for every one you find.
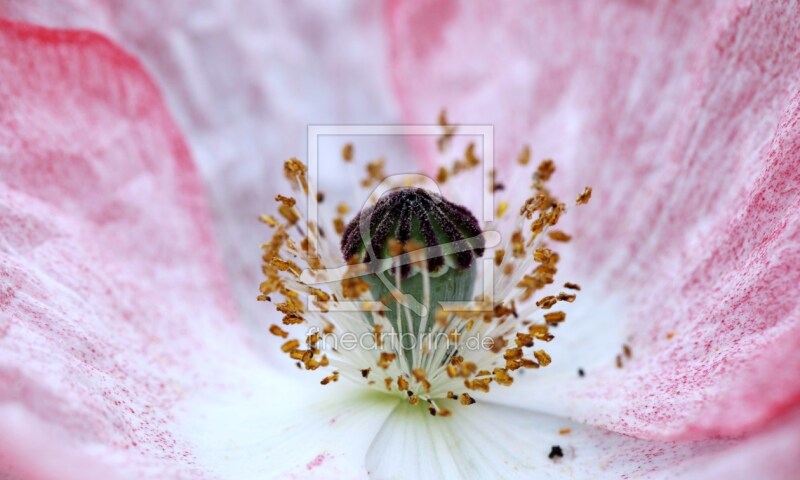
[0,18,241,478]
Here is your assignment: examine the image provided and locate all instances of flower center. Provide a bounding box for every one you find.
[341,187,483,346]
[257,115,591,416]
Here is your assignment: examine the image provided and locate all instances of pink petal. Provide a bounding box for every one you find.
[0,18,238,477]
[0,1,415,348]
[0,18,402,479]
[679,408,800,479]
[0,404,119,479]
[386,0,800,440]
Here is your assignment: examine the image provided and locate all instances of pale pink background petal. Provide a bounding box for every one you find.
[0,16,400,480]
[0,18,253,478]
[386,0,800,443]
[679,408,800,480]
[0,0,414,349]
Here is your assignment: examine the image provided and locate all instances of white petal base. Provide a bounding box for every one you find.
[367,401,731,480]
[179,367,399,480]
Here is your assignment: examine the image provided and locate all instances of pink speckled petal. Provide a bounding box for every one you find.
[0,0,414,348]
[0,18,401,479]
[0,17,237,477]
[386,0,800,441]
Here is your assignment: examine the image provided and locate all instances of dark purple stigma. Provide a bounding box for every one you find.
[340,188,484,274]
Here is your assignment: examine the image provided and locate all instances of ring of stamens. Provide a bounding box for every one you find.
[258,112,591,416]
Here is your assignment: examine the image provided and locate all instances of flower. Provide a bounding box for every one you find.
[1,2,799,480]
[260,145,586,414]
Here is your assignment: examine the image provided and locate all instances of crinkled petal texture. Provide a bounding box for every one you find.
[0,0,414,349]
[0,19,402,479]
[0,18,232,478]
[387,0,800,442]
[2,2,800,480]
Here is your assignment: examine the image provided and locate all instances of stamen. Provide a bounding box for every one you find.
[576,186,593,205]
[269,325,289,338]
[437,108,457,152]
[321,371,339,385]
[257,113,592,415]
[460,393,477,405]
[342,143,354,162]
[517,145,531,166]
[548,230,572,242]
